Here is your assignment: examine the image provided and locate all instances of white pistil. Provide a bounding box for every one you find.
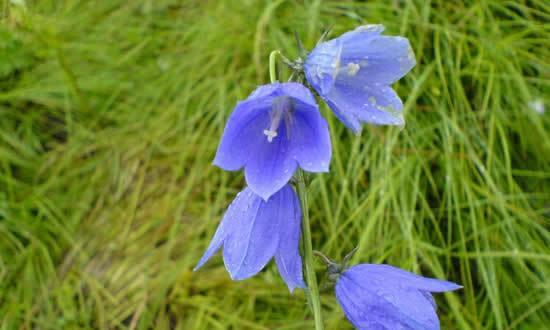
[347,62,360,76]
[263,129,278,142]
[264,96,292,143]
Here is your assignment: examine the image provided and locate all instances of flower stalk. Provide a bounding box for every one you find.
[296,169,324,330]
[269,50,281,83]
[269,50,303,83]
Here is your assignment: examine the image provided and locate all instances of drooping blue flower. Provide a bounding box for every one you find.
[213,82,331,200]
[335,264,461,330]
[194,184,305,292]
[304,25,416,133]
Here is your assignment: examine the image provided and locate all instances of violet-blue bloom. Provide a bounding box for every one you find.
[194,184,305,292]
[304,25,416,133]
[213,82,331,200]
[335,264,461,330]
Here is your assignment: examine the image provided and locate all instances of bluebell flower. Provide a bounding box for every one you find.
[335,264,461,330]
[214,82,331,200]
[194,184,305,292]
[304,25,416,133]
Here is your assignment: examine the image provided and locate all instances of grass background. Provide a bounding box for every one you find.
[1,0,549,329]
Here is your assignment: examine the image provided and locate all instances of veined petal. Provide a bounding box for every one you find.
[336,275,423,330]
[335,264,462,330]
[304,39,342,95]
[304,25,416,132]
[422,291,437,310]
[244,122,297,201]
[223,186,293,280]
[248,83,281,101]
[280,82,318,108]
[340,24,385,40]
[290,108,331,172]
[213,102,271,171]
[350,264,462,293]
[215,83,331,199]
[275,186,305,292]
[323,83,405,133]
[334,280,368,327]
[193,188,258,271]
[344,268,440,330]
[339,34,415,85]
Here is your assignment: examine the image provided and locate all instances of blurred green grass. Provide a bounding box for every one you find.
[1,0,549,329]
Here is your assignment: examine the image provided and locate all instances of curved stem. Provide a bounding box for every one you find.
[296,170,324,330]
[269,50,281,83]
[269,50,297,83]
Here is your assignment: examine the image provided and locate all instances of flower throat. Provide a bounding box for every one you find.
[263,96,294,143]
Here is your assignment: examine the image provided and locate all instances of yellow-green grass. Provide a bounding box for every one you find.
[1,0,549,329]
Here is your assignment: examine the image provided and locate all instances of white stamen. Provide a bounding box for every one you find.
[347,62,360,76]
[263,96,293,143]
[263,129,278,142]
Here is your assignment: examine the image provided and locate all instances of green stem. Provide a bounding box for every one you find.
[296,170,324,330]
[269,50,281,83]
[269,50,295,83]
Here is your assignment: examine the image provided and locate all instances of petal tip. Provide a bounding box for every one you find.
[245,177,281,202]
[287,280,306,294]
[447,283,463,291]
[228,265,266,281]
[212,157,241,171]
[193,259,207,272]
[257,191,272,202]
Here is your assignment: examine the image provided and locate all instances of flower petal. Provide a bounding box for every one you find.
[274,186,305,292]
[350,264,462,293]
[290,105,331,173]
[244,123,297,200]
[304,25,416,133]
[280,82,318,108]
[323,83,405,133]
[334,279,369,327]
[216,82,329,199]
[248,83,281,101]
[422,291,437,310]
[304,25,413,90]
[339,32,416,85]
[336,275,425,330]
[222,186,295,280]
[193,188,256,271]
[213,104,270,171]
[344,268,440,330]
[213,84,283,171]
[335,264,461,330]
[304,39,343,95]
